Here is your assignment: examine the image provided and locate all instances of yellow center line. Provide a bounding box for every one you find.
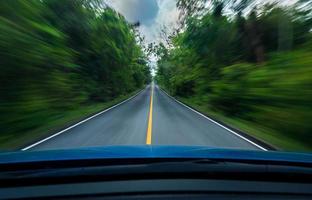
[146,84,154,145]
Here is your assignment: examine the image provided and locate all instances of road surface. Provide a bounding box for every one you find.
[27,84,264,151]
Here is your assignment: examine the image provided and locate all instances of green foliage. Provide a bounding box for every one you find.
[156,0,312,149]
[243,51,312,143]
[0,0,151,147]
[209,64,254,116]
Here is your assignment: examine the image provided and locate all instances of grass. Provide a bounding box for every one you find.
[177,96,312,152]
[0,89,142,151]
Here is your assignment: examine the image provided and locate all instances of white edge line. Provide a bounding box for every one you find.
[21,87,147,151]
[158,87,268,151]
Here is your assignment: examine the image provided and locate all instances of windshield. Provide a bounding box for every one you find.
[0,0,311,153]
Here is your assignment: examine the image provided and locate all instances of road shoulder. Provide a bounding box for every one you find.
[0,88,145,151]
[158,87,276,151]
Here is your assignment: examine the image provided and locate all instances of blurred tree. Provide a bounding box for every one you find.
[155,0,312,149]
[0,0,150,142]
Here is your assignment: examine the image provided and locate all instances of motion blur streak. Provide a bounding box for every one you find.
[154,0,312,151]
[0,0,151,150]
[0,0,312,152]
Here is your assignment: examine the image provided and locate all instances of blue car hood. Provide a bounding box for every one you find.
[0,145,311,164]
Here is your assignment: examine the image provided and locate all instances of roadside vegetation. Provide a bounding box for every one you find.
[0,0,151,149]
[155,0,312,151]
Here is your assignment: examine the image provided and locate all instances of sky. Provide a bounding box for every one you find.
[106,0,298,45]
[106,0,180,44]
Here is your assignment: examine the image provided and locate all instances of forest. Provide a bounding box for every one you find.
[155,0,312,151]
[0,0,151,149]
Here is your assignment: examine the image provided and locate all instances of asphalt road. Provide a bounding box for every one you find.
[29,84,262,151]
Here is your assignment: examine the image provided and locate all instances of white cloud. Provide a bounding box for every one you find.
[146,0,180,43]
[106,0,159,25]
[106,0,180,44]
